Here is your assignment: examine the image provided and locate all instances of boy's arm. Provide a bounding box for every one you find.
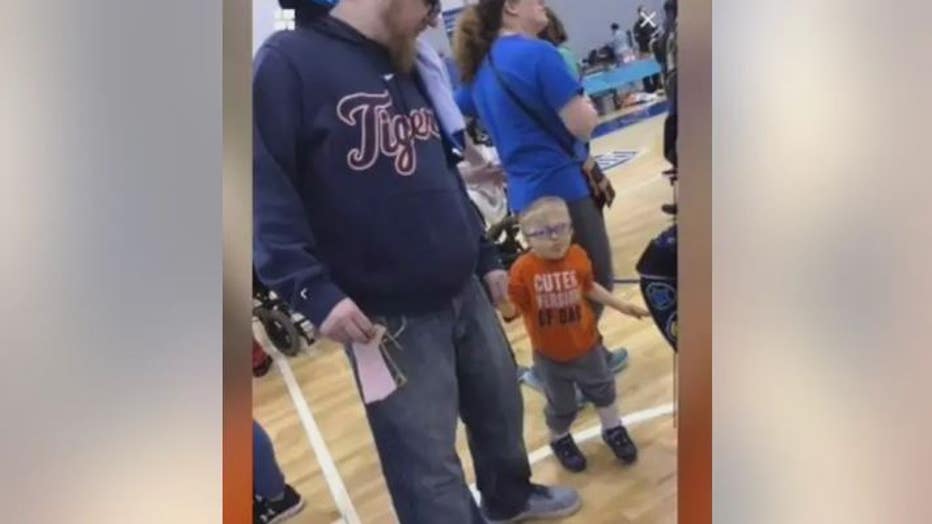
[585,283,650,319]
[504,267,532,321]
[574,245,647,319]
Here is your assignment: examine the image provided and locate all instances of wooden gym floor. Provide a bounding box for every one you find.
[253,107,677,524]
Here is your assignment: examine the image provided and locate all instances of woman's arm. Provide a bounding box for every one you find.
[559,95,600,142]
[535,43,601,142]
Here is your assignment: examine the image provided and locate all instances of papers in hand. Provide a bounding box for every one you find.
[351,325,398,404]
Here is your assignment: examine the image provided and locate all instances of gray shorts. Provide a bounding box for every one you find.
[533,347,617,434]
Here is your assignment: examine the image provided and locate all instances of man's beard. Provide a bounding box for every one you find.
[388,36,418,74]
[384,1,418,73]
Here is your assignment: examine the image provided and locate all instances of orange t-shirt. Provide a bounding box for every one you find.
[508,244,599,363]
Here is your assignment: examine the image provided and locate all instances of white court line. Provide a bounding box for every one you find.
[254,322,362,524]
[263,315,672,518]
[470,402,675,502]
[527,403,674,465]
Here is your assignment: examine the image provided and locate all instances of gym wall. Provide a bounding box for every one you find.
[253,0,283,55]
[438,0,667,61]
[545,0,667,58]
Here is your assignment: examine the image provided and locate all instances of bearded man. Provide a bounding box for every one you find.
[252,0,580,522]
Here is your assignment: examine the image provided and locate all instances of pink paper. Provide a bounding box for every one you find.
[352,325,398,404]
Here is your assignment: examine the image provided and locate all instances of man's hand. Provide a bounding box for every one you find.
[459,161,506,186]
[498,301,520,322]
[483,269,510,306]
[318,298,377,345]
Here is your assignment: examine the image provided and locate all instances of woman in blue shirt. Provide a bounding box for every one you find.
[453,0,628,373]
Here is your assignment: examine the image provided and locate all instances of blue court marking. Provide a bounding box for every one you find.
[594,150,639,172]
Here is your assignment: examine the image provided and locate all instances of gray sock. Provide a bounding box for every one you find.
[550,430,571,442]
[597,405,622,430]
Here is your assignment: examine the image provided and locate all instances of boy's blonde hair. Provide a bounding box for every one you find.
[518,196,570,231]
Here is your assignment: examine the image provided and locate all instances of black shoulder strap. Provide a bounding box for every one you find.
[487,51,579,160]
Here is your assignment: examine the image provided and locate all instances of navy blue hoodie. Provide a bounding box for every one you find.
[253,15,501,326]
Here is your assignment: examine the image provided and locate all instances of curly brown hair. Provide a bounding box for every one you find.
[538,7,568,46]
[452,0,508,84]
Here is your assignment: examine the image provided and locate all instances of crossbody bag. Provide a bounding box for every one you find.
[487,51,616,209]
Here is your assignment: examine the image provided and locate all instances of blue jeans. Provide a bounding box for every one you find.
[253,420,286,499]
[348,277,532,523]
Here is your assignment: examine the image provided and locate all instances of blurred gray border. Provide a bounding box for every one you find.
[223,0,252,519]
[678,0,713,520]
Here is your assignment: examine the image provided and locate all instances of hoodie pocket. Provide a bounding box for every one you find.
[362,188,478,295]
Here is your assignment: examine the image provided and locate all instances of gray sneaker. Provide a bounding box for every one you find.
[485,484,581,523]
[604,347,630,373]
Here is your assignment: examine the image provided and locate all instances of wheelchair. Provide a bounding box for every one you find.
[253,269,314,358]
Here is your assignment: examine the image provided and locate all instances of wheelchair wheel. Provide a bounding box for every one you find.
[254,307,303,357]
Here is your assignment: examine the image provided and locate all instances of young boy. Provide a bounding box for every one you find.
[505,196,650,472]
